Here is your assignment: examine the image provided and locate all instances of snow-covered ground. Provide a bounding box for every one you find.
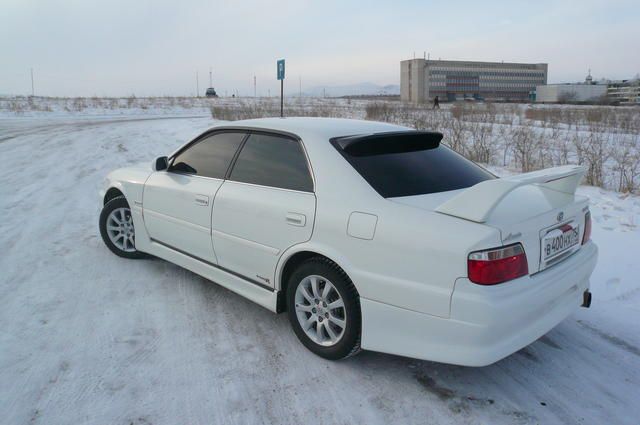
[1,114,639,425]
[0,96,215,118]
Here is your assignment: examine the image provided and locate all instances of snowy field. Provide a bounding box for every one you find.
[1,112,640,425]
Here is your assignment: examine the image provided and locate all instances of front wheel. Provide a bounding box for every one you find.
[286,257,361,360]
[99,196,146,259]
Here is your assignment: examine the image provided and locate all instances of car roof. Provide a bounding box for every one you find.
[212,117,412,141]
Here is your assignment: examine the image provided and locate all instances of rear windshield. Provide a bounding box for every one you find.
[332,132,495,198]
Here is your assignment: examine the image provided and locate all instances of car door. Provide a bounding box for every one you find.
[211,132,316,288]
[143,131,246,263]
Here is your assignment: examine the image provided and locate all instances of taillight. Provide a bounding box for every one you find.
[468,243,528,285]
[582,211,592,244]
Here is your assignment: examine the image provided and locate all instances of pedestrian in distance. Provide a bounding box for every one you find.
[433,95,440,109]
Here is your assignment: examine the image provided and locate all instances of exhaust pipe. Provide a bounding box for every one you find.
[581,290,592,308]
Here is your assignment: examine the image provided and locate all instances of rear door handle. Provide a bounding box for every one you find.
[286,212,306,227]
[195,194,209,206]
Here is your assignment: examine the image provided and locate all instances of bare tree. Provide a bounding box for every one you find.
[612,134,640,193]
[547,126,570,166]
[576,128,610,187]
[442,116,467,154]
[511,126,542,172]
[466,122,495,164]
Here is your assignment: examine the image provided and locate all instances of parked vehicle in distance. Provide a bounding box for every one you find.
[205,87,218,98]
[99,117,598,366]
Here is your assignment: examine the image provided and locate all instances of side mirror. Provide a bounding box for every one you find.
[153,156,168,171]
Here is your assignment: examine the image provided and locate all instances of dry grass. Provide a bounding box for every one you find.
[210,99,343,120]
[2,95,639,193]
[0,96,219,114]
[209,99,640,192]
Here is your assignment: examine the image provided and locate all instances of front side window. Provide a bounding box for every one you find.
[230,133,313,192]
[169,132,246,179]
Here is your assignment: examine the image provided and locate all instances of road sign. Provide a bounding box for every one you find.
[277,59,285,117]
[277,59,285,81]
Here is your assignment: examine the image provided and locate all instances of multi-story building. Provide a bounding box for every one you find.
[607,79,640,105]
[401,58,548,103]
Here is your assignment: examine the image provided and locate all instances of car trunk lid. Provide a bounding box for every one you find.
[392,166,590,273]
[481,184,588,273]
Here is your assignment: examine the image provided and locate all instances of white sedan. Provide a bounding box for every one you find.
[99,117,598,366]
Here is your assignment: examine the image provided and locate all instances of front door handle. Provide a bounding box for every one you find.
[195,194,209,206]
[286,212,306,227]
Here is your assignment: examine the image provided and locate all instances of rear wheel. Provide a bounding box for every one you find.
[99,196,145,259]
[287,257,361,360]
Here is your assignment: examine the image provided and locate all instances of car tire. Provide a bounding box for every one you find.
[286,257,361,360]
[99,196,146,259]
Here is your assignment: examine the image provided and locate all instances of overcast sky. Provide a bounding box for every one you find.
[1,0,638,97]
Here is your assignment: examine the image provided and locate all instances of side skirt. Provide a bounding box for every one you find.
[145,238,280,313]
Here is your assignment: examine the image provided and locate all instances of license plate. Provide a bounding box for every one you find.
[542,223,580,261]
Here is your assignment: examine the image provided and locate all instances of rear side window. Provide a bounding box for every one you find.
[230,133,313,192]
[333,132,494,198]
[169,132,245,179]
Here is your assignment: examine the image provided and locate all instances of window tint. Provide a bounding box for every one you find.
[169,132,245,178]
[334,134,494,198]
[230,134,313,192]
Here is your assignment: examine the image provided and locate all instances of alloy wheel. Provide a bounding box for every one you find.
[294,275,347,346]
[106,207,136,253]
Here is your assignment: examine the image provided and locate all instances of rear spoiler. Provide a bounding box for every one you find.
[435,165,587,223]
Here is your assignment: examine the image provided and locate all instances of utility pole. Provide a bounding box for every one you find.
[254,75,257,98]
[209,67,212,87]
[196,71,199,97]
[30,68,34,96]
[299,76,302,98]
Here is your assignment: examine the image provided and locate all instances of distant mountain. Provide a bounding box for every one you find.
[302,82,400,97]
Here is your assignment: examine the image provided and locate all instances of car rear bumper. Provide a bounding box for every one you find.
[360,241,598,366]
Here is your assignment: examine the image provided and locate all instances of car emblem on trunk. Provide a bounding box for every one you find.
[557,212,564,222]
